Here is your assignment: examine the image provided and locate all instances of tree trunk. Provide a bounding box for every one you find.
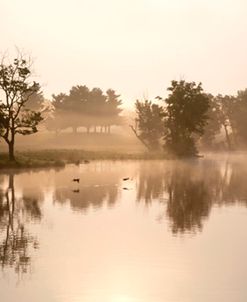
[8,141,15,161]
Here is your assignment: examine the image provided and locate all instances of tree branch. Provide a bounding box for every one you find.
[129,125,151,151]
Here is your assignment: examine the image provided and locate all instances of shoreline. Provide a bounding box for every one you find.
[0,149,241,170]
[0,149,170,170]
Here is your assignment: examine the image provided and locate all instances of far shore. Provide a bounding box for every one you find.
[0,149,170,169]
[0,149,243,170]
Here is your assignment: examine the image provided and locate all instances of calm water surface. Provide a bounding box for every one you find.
[1,156,247,302]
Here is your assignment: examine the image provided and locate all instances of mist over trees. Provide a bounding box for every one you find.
[46,86,123,134]
[130,100,165,151]
[201,91,247,151]
[133,81,247,156]
[164,81,210,156]
[133,81,210,156]
[2,51,247,160]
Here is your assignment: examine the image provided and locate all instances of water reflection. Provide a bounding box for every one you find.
[1,158,247,275]
[165,163,213,234]
[137,158,247,234]
[1,159,247,301]
[50,158,247,235]
[53,165,121,212]
[221,161,247,205]
[0,174,41,274]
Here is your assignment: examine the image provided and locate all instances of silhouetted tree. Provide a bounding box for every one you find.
[104,89,123,133]
[164,81,210,156]
[214,94,237,150]
[25,91,45,111]
[46,92,74,133]
[200,95,221,149]
[0,55,43,160]
[231,89,247,146]
[131,100,165,151]
[46,86,123,134]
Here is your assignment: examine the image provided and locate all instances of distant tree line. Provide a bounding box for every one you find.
[201,91,247,151]
[1,52,247,160]
[46,86,123,134]
[132,80,247,156]
[24,85,124,134]
[0,53,123,160]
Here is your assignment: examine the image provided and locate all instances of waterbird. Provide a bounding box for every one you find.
[123,177,129,181]
[73,178,80,183]
[73,189,80,193]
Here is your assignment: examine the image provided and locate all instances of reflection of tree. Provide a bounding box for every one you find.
[54,185,118,211]
[53,168,120,212]
[166,165,211,234]
[0,174,41,274]
[137,163,166,204]
[137,159,247,234]
[221,161,247,206]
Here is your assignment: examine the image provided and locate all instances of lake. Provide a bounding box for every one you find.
[1,155,247,302]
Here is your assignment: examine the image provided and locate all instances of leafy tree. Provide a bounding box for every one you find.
[0,55,43,160]
[104,89,123,133]
[200,95,221,149]
[214,94,237,150]
[46,85,123,134]
[164,80,210,156]
[231,89,247,146]
[106,89,122,115]
[131,100,165,151]
[25,90,45,111]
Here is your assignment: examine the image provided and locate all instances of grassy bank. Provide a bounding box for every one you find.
[0,152,66,169]
[0,149,169,169]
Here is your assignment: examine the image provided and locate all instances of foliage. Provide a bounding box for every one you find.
[164,80,210,156]
[46,85,123,133]
[231,89,247,145]
[200,94,222,149]
[25,90,45,111]
[131,100,165,151]
[0,55,43,160]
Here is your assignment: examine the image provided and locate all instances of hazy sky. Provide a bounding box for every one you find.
[2,0,247,107]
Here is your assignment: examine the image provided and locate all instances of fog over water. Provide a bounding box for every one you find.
[1,156,247,302]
